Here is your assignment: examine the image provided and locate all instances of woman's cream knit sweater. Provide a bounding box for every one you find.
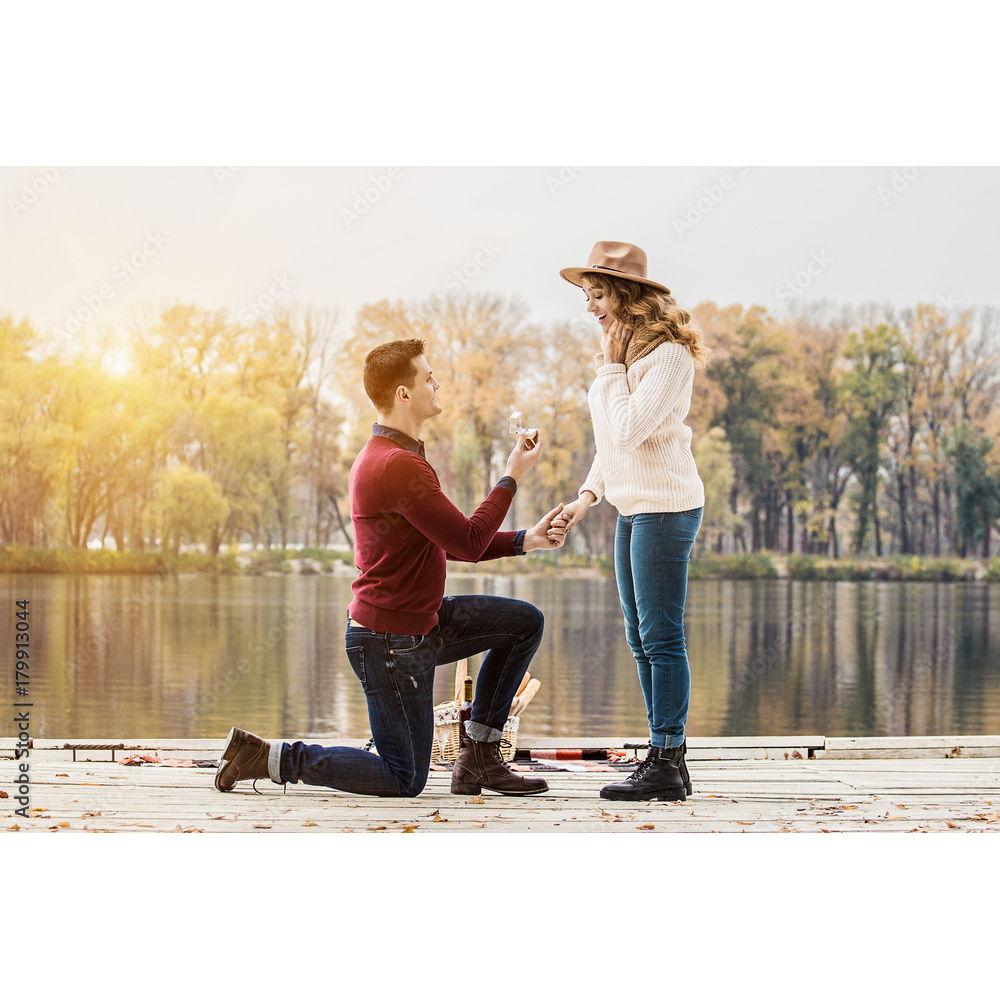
[579,340,705,516]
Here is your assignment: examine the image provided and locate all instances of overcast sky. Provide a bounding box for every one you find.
[2,166,998,351]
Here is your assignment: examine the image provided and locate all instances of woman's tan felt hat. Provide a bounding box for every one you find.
[560,240,670,295]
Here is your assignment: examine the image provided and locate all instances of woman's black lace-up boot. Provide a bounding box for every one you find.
[600,746,687,801]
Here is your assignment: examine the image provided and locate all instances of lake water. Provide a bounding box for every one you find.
[3,573,999,740]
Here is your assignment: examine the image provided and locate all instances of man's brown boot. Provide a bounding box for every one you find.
[450,738,549,796]
[215,726,274,792]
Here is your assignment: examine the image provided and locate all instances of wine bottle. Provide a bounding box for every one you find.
[459,676,474,747]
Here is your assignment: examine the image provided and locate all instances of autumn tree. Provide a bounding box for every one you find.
[155,464,229,556]
[840,324,905,556]
[694,426,739,552]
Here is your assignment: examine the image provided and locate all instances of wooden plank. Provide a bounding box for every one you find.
[30,738,371,750]
[28,735,829,752]
[519,735,826,749]
[23,735,1000,754]
[815,748,1000,760]
[824,736,1000,750]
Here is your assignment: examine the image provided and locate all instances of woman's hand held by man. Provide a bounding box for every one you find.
[546,493,593,542]
[525,503,569,551]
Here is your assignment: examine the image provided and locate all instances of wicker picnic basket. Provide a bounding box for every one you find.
[433,703,520,764]
[431,660,536,765]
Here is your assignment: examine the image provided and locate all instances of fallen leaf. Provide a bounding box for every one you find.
[0,790,8,798]
[253,823,272,829]
[302,821,318,827]
[465,795,485,804]
[367,825,387,832]
[81,811,101,818]
[7,824,21,831]
[55,773,69,778]
[636,823,655,830]
[735,820,753,826]
[946,820,960,829]
[895,803,907,809]
[401,824,419,833]
[433,813,448,823]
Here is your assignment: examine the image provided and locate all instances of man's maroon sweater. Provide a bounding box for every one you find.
[348,427,525,635]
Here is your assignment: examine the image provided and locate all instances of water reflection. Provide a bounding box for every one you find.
[2,574,997,739]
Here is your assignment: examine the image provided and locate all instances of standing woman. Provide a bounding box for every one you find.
[551,241,708,802]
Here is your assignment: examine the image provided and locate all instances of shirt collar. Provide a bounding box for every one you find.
[372,422,425,458]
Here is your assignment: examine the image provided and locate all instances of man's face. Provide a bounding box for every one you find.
[405,354,442,419]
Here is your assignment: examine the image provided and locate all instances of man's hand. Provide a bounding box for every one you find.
[524,503,568,552]
[504,430,543,483]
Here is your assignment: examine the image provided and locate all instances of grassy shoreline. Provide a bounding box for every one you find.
[2,545,998,582]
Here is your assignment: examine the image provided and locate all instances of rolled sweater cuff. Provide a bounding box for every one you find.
[595,362,627,377]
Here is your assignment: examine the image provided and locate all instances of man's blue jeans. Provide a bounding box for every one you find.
[278,595,544,796]
[614,508,703,750]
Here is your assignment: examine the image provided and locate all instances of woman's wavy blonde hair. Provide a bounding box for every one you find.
[582,273,709,368]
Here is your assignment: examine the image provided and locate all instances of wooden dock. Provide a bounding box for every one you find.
[4,735,1000,833]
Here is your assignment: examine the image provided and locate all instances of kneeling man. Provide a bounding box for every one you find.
[216,338,566,797]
